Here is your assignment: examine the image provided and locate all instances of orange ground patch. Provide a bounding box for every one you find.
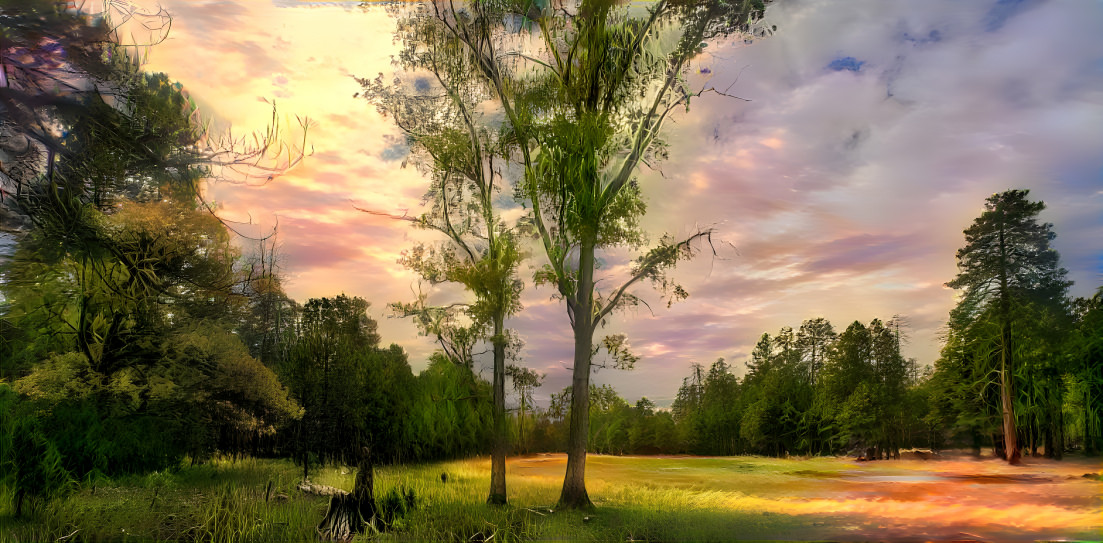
[502,453,1103,541]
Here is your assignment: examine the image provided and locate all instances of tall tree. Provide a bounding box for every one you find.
[699,358,741,454]
[282,295,381,476]
[869,318,908,458]
[520,0,774,508]
[282,295,416,539]
[671,362,705,450]
[507,364,544,454]
[383,0,773,509]
[945,189,1071,464]
[744,333,773,385]
[360,10,526,505]
[797,317,836,385]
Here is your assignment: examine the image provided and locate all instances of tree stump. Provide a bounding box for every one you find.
[317,447,377,541]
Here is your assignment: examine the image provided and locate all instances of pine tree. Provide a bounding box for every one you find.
[946,189,1070,464]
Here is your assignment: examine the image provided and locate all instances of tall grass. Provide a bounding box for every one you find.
[0,457,329,543]
[0,455,824,542]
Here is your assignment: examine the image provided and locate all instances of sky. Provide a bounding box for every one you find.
[124,0,1103,407]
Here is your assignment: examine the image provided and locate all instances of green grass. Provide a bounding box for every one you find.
[0,455,827,542]
[5,453,1098,542]
[363,457,831,542]
[0,457,328,543]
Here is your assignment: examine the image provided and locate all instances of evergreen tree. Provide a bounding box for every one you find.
[945,189,1071,464]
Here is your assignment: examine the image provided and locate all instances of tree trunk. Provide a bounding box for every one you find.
[999,352,1021,464]
[302,446,310,482]
[997,220,1021,465]
[519,396,527,455]
[558,237,596,511]
[14,489,24,518]
[1044,424,1055,459]
[488,312,508,505]
[317,447,376,541]
[1054,407,1063,460]
[1085,398,1096,455]
[299,416,310,482]
[1030,424,1039,457]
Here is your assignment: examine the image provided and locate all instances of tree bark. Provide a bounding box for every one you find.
[558,236,596,511]
[1085,398,1096,455]
[488,312,508,505]
[999,342,1020,465]
[1044,424,1055,459]
[1054,407,1064,460]
[998,217,1021,465]
[316,447,376,541]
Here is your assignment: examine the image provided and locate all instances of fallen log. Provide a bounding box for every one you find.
[297,481,348,497]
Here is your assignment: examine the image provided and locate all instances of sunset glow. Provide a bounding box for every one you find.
[137,0,1102,405]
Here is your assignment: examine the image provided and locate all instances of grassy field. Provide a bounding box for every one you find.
[2,453,1100,542]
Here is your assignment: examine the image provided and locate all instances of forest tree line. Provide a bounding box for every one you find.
[502,291,1101,461]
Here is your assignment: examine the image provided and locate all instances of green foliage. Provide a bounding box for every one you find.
[279,295,416,468]
[1063,289,1103,454]
[4,412,76,517]
[946,190,1070,324]
[507,364,545,453]
[0,1,304,487]
[938,190,1074,460]
[659,316,928,458]
[834,382,876,449]
[377,485,419,528]
[407,354,494,461]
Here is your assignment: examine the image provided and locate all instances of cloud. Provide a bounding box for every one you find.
[160,1,249,39]
[602,0,1103,401]
[146,0,1103,407]
[799,233,931,276]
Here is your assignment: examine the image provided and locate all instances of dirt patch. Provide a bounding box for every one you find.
[506,453,1103,541]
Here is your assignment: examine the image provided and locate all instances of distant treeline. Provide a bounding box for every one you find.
[511,301,1101,459]
[524,317,927,459]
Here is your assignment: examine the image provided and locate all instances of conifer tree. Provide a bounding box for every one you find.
[946,189,1071,464]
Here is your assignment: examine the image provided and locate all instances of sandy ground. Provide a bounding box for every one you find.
[506,452,1103,541]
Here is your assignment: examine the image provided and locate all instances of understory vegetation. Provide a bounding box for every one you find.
[5,454,1101,542]
[0,456,805,542]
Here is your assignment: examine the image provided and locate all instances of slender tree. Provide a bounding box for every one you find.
[797,317,836,385]
[945,189,1071,464]
[523,0,775,507]
[507,364,544,453]
[359,11,526,505]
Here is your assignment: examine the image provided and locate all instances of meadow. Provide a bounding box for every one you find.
[2,453,1099,542]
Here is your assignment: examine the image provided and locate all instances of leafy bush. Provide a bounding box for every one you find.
[6,418,75,517]
[377,485,418,527]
